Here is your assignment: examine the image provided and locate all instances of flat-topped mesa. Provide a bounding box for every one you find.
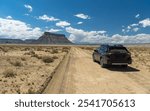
[43,32,65,37]
[35,32,72,44]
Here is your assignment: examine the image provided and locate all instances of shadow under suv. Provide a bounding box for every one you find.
[92,44,132,68]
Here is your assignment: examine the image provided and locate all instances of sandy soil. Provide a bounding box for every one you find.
[0,45,70,94]
[44,46,150,94]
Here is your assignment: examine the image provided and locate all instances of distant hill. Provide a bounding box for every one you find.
[0,32,72,44]
[0,38,24,44]
[35,32,72,44]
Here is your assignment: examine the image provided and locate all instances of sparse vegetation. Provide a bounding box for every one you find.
[10,60,23,67]
[42,56,54,63]
[3,69,16,78]
[52,56,58,59]
[24,50,35,55]
[31,54,42,59]
[51,49,58,54]
[0,45,69,94]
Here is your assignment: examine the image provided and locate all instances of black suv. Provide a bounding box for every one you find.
[92,44,132,68]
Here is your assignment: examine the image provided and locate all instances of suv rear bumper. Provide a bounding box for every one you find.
[104,58,132,65]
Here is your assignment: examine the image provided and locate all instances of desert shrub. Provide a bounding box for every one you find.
[52,56,58,59]
[51,49,58,54]
[31,54,42,59]
[28,87,36,94]
[21,57,26,61]
[0,47,9,52]
[24,50,35,55]
[42,56,54,63]
[62,47,69,53]
[10,60,23,67]
[36,47,43,51]
[45,49,51,52]
[3,69,16,78]
[21,47,31,51]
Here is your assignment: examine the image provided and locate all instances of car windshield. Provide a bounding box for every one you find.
[109,47,128,53]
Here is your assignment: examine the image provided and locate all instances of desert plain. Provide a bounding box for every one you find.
[0,44,150,94]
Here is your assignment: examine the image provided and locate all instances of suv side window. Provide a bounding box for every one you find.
[99,46,104,53]
[103,46,108,52]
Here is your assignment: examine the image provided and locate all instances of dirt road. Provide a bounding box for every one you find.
[44,47,150,94]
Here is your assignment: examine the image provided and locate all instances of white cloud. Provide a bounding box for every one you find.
[47,28,62,33]
[24,4,33,12]
[127,26,131,30]
[130,23,138,27]
[74,13,91,19]
[139,18,150,27]
[135,14,140,18]
[24,14,29,16]
[123,23,140,33]
[6,16,12,19]
[66,27,107,43]
[38,14,59,22]
[132,28,139,32]
[77,22,83,25]
[122,29,125,33]
[66,27,150,43]
[56,21,70,28]
[0,17,42,40]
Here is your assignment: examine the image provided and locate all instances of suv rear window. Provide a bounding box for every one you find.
[109,47,128,53]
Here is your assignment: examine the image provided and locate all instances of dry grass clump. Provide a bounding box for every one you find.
[0,46,9,52]
[28,88,36,94]
[24,50,35,55]
[21,47,31,51]
[31,54,42,59]
[62,47,70,53]
[51,49,58,54]
[21,57,26,61]
[10,60,23,67]
[42,56,54,63]
[52,56,58,59]
[3,69,16,78]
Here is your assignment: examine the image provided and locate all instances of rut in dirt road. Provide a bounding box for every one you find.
[44,47,150,94]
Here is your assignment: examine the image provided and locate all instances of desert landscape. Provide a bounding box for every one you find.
[0,44,150,94]
[0,45,70,94]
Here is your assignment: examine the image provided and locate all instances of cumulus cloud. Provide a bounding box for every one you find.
[139,18,150,27]
[132,28,139,32]
[0,17,42,40]
[77,22,83,25]
[47,28,62,33]
[6,16,12,19]
[123,18,150,33]
[66,27,150,44]
[122,23,140,33]
[24,4,33,12]
[56,21,70,28]
[135,14,140,18]
[66,27,107,43]
[38,15,59,22]
[74,13,91,19]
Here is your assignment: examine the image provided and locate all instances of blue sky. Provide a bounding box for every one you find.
[0,0,150,43]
